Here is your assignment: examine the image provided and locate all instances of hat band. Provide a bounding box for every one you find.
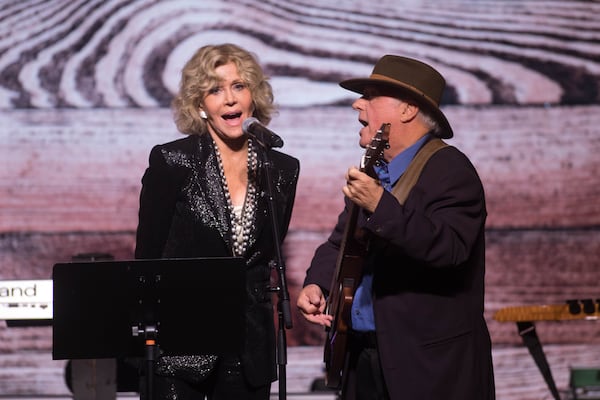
[369,73,439,107]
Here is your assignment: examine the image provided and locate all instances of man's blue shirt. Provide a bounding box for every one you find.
[350,134,431,332]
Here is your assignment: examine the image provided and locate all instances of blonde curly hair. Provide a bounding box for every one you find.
[172,43,275,135]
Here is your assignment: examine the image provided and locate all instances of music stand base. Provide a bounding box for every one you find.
[71,359,117,400]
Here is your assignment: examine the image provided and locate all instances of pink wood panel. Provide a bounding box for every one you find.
[2,0,600,398]
[2,106,599,233]
[1,229,598,346]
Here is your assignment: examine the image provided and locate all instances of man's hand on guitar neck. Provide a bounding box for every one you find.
[297,284,333,327]
[343,166,384,213]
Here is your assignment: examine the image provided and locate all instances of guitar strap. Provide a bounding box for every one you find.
[517,322,561,400]
[390,138,448,205]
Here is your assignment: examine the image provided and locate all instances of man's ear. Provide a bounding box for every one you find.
[399,102,419,122]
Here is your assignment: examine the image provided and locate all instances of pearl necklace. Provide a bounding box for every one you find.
[213,139,258,256]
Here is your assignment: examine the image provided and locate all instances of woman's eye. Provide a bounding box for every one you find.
[208,86,222,95]
[233,82,247,91]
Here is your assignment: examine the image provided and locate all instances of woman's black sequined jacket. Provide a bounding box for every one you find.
[135,133,299,386]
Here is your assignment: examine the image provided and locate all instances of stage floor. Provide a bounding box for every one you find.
[1,345,599,400]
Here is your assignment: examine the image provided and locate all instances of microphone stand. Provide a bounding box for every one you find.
[253,137,292,400]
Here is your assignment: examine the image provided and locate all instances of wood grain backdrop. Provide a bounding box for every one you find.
[1,0,599,398]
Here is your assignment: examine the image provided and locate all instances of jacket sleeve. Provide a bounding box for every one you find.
[302,198,352,293]
[277,155,300,242]
[134,145,181,259]
[364,146,486,268]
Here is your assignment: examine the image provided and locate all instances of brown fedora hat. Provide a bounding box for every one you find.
[340,55,453,139]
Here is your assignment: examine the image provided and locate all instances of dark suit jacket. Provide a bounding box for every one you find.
[135,133,299,387]
[305,143,495,400]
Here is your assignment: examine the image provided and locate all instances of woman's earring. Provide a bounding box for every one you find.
[200,110,207,119]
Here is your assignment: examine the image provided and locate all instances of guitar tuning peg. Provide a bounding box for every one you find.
[566,299,581,315]
[581,299,595,314]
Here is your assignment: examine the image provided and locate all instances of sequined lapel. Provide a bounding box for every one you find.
[187,135,233,250]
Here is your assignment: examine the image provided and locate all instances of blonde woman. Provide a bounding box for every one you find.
[135,43,299,399]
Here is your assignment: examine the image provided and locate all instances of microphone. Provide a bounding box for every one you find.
[242,117,284,148]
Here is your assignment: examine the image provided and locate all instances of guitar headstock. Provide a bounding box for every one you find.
[360,123,390,178]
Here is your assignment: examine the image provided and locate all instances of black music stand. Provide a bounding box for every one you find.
[52,257,246,400]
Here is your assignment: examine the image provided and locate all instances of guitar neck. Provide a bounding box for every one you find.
[327,203,362,297]
[322,123,390,389]
[494,301,600,322]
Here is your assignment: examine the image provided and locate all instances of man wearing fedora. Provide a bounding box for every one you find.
[297,55,495,399]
